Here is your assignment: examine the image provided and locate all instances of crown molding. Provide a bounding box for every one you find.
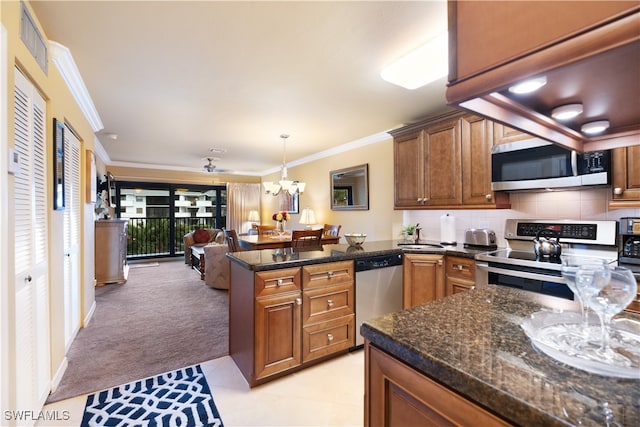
[49,41,103,132]
[93,136,111,165]
[260,131,391,176]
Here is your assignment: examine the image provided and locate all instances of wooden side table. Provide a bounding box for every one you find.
[190,245,206,280]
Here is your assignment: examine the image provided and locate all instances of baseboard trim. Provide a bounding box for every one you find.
[50,357,68,393]
[84,300,96,327]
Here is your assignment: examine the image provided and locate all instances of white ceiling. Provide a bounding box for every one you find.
[30,1,454,176]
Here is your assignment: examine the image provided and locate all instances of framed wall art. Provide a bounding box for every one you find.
[53,118,65,210]
[279,191,299,214]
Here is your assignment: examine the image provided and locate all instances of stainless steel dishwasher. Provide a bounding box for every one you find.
[353,253,403,348]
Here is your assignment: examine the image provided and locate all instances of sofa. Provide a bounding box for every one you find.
[183,228,225,264]
[204,243,230,290]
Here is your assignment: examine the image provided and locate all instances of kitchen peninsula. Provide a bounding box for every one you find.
[361,285,640,427]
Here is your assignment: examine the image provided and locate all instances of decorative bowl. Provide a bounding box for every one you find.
[344,233,366,246]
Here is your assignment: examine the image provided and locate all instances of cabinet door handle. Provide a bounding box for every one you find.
[25,275,33,283]
[327,299,334,308]
[485,193,492,200]
[437,260,443,266]
[327,333,334,342]
[614,187,623,195]
[295,298,302,305]
[327,271,334,278]
[277,278,283,286]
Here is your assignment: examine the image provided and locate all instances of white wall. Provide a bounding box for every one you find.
[403,187,640,247]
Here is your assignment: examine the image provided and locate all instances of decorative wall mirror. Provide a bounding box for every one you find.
[330,164,369,210]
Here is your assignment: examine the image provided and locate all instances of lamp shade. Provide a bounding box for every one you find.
[248,210,260,222]
[300,208,316,229]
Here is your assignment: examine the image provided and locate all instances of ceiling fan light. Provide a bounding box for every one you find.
[508,76,547,94]
[581,120,610,135]
[551,103,583,120]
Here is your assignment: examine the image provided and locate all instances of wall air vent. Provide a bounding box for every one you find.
[20,2,48,74]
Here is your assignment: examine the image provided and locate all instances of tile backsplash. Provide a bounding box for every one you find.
[404,188,640,248]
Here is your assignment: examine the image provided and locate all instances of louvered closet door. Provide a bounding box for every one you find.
[13,67,51,416]
[63,126,81,349]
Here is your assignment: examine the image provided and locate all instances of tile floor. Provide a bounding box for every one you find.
[38,350,364,426]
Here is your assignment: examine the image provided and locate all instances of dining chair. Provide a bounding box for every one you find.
[257,225,277,235]
[323,224,341,237]
[291,229,324,250]
[224,229,242,252]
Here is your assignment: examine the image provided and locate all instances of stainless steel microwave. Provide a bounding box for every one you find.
[491,139,610,191]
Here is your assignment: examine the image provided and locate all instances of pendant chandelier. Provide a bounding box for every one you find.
[263,134,306,196]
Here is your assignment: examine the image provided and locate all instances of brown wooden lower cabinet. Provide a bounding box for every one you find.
[403,254,445,309]
[230,260,354,387]
[445,256,476,296]
[254,291,302,380]
[365,343,510,427]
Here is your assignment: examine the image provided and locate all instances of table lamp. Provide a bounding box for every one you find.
[300,208,316,230]
[248,210,260,228]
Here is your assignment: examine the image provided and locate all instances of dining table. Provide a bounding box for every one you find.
[238,232,340,250]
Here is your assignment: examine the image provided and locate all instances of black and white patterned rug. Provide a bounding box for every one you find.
[81,365,223,427]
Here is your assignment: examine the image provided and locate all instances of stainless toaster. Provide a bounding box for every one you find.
[464,228,497,248]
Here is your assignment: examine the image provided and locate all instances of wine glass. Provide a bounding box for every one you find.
[586,266,637,364]
[560,255,611,332]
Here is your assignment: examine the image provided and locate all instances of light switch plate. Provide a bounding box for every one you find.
[8,147,19,175]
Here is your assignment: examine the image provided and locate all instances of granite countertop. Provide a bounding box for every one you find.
[360,285,640,427]
[226,239,496,271]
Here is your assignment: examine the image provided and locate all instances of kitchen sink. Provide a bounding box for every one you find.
[398,243,446,251]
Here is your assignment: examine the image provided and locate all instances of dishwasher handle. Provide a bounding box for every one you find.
[355,253,403,272]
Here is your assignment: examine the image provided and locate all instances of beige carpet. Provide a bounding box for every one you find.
[47,259,229,403]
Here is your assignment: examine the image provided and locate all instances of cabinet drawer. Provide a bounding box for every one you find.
[303,283,354,325]
[303,261,353,289]
[255,267,301,298]
[303,315,355,363]
[446,256,475,282]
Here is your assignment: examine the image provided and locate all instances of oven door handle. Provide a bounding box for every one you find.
[481,265,566,284]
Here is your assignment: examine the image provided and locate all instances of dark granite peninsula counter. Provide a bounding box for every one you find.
[361,285,639,427]
[226,239,494,271]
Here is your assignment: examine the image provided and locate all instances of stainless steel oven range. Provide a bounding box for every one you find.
[476,219,618,300]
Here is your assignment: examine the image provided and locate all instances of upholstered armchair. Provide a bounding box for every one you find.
[183,228,225,264]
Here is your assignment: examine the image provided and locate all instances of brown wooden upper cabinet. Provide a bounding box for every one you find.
[446,1,640,152]
[391,111,510,210]
[610,145,640,208]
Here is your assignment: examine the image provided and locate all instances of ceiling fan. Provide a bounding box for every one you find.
[202,157,219,173]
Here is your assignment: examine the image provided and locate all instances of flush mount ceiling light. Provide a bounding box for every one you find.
[581,120,610,135]
[380,31,448,90]
[551,103,583,121]
[508,76,547,94]
[263,134,306,196]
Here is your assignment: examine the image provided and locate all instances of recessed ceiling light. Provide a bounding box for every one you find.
[581,120,610,135]
[508,76,547,94]
[551,103,583,121]
[380,31,448,90]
